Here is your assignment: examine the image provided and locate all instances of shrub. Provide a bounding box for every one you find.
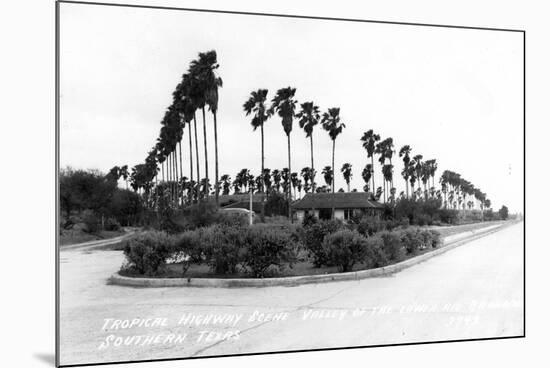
[171,230,204,275]
[415,213,432,226]
[364,236,389,268]
[104,217,121,231]
[498,205,509,220]
[379,231,406,262]
[438,209,459,224]
[81,209,99,233]
[200,225,247,274]
[428,230,441,248]
[322,229,368,272]
[400,229,424,255]
[301,212,318,227]
[240,227,297,277]
[252,222,300,242]
[184,202,221,228]
[299,219,345,267]
[216,211,250,227]
[419,229,432,248]
[263,215,292,225]
[122,231,176,275]
[356,217,402,237]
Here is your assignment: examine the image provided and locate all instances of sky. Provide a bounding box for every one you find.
[59,3,524,213]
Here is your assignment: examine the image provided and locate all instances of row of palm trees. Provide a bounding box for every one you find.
[440,170,490,212]
[360,131,431,202]
[118,49,491,215]
[120,50,222,209]
[243,88,346,218]
[357,129,491,210]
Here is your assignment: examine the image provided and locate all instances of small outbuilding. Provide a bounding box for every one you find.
[292,192,384,221]
[215,194,265,213]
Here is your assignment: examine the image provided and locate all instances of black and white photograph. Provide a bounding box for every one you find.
[53,1,526,366]
[12,0,550,367]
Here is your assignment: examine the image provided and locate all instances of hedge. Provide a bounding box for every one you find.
[121,224,443,278]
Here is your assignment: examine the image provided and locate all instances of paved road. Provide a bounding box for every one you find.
[59,222,523,366]
[60,228,137,251]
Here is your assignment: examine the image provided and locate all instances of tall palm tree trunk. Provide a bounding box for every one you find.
[202,108,209,198]
[310,135,315,192]
[260,123,265,220]
[193,114,201,202]
[331,139,335,219]
[167,154,171,202]
[331,139,335,193]
[371,156,375,195]
[287,134,292,223]
[174,149,179,207]
[179,141,183,207]
[213,111,219,207]
[188,123,194,183]
[171,153,175,204]
[389,158,394,190]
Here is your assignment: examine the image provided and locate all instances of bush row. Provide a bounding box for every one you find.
[122,225,298,277]
[122,221,442,278]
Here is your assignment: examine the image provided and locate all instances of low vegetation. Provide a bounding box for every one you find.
[120,216,443,279]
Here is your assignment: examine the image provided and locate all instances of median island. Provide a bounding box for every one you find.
[114,202,508,286]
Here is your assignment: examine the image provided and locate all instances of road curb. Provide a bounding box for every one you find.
[108,222,514,288]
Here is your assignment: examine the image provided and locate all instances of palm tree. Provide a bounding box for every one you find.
[281,168,290,198]
[270,87,298,221]
[409,157,418,199]
[427,158,438,189]
[262,168,272,192]
[177,96,196,186]
[413,154,423,199]
[290,172,299,199]
[399,145,412,197]
[322,166,333,190]
[341,163,353,192]
[420,162,431,198]
[321,108,346,193]
[272,169,282,192]
[360,130,380,194]
[188,53,212,199]
[361,164,373,193]
[199,50,223,206]
[300,167,313,193]
[297,101,320,191]
[440,170,452,208]
[180,74,202,201]
[382,164,394,202]
[236,168,250,193]
[244,89,271,218]
[375,137,394,202]
[384,138,395,189]
[220,174,232,195]
[120,165,129,189]
[375,139,387,201]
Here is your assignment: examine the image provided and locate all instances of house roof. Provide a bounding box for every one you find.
[214,194,266,205]
[222,201,263,213]
[292,192,384,210]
